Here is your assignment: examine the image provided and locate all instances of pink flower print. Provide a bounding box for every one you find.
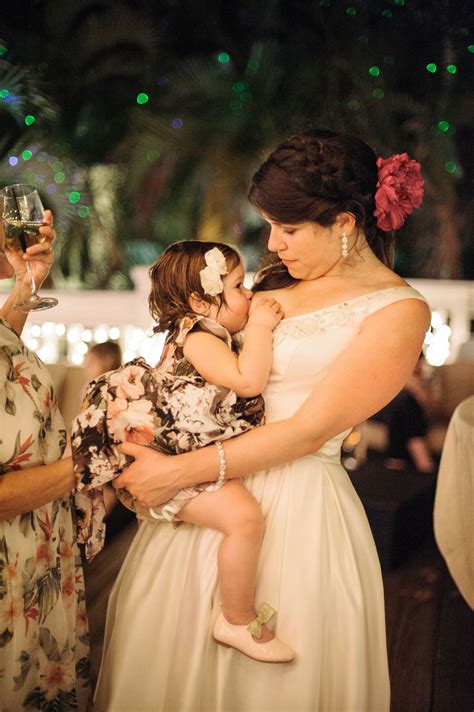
[61,573,76,604]
[77,404,105,430]
[41,654,75,701]
[6,561,19,581]
[59,541,74,559]
[108,399,155,443]
[1,597,23,629]
[76,604,89,636]
[36,542,54,569]
[109,364,146,399]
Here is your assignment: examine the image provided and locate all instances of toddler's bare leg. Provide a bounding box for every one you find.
[178,480,273,642]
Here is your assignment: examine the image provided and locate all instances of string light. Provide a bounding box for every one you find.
[425,312,451,366]
[369,66,380,76]
[446,64,457,74]
[24,115,35,126]
[136,93,149,105]
[426,63,437,73]
[217,52,230,63]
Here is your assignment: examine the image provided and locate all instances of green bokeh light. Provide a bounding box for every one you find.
[426,63,437,73]
[247,58,259,73]
[373,88,384,99]
[444,162,456,173]
[53,161,63,171]
[0,46,7,56]
[68,191,81,204]
[369,66,380,77]
[348,100,360,111]
[468,45,474,54]
[146,149,160,162]
[438,120,450,132]
[446,64,457,74]
[395,0,405,5]
[24,115,35,126]
[0,89,10,99]
[232,81,247,92]
[136,93,149,105]
[54,172,65,184]
[382,9,392,17]
[218,52,230,63]
[21,150,32,161]
[78,206,90,218]
[346,7,356,16]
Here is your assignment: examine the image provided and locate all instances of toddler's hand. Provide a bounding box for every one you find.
[247,298,283,330]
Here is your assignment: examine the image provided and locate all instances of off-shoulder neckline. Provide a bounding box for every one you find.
[280,285,425,323]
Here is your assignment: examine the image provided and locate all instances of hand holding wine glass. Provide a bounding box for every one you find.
[1,184,58,311]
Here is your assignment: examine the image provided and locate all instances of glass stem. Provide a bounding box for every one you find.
[26,262,38,296]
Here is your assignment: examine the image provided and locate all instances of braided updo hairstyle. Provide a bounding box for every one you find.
[249,129,394,290]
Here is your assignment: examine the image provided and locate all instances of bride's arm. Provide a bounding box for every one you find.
[115,299,430,506]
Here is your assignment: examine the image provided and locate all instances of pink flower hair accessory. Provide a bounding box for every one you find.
[374,153,424,232]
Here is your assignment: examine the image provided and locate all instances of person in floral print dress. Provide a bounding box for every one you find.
[0,213,90,711]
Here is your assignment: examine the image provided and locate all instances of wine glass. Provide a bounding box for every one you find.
[1,183,58,311]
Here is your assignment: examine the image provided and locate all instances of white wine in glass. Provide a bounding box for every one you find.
[1,184,58,311]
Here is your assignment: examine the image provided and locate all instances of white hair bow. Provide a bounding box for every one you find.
[199,247,228,296]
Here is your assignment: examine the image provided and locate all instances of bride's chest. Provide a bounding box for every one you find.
[270,308,362,383]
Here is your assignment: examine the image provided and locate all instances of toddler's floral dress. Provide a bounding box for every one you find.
[72,315,264,559]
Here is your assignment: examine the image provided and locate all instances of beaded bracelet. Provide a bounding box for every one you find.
[215,441,226,487]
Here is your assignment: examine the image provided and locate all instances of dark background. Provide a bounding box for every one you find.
[0,0,472,287]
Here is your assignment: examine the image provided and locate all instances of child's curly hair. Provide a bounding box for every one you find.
[149,240,242,333]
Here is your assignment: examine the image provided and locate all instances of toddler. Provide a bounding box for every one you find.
[72,241,294,663]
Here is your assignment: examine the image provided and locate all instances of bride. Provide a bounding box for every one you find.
[94,129,429,711]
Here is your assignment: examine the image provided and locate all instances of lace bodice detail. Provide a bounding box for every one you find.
[262,286,428,459]
[273,286,424,346]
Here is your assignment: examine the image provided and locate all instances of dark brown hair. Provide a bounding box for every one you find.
[87,341,122,372]
[149,240,242,332]
[249,129,394,291]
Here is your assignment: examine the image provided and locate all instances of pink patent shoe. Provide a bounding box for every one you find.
[213,604,294,663]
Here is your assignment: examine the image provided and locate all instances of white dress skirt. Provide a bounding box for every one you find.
[94,287,427,712]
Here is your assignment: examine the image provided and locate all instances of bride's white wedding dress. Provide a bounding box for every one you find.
[94,286,426,712]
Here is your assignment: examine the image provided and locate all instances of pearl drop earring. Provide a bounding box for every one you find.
[341,231,349,258]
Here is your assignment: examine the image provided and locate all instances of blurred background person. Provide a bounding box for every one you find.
[82,339,131,529]
[376,354,437,473]
[84,341,122,381]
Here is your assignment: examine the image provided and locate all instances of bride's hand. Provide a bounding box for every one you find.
[114,442,181,507]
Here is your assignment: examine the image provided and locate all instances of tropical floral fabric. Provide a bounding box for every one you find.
[0,318,90,711]
[72,315,265,559]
